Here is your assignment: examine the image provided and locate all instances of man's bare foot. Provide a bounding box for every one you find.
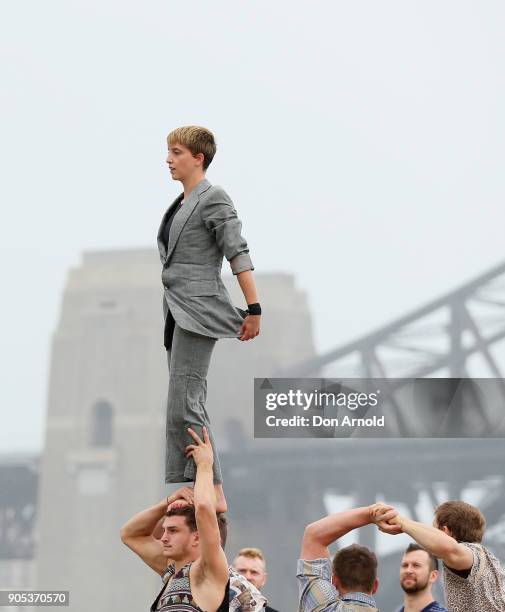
[215,484,227,514]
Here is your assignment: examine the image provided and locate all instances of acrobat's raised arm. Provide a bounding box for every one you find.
[300,504,397,560]
[371,503,474,570]
[186,427,229,583]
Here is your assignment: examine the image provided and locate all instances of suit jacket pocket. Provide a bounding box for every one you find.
[186,279,219,297]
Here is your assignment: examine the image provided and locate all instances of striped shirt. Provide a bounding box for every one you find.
[297,558,379,611]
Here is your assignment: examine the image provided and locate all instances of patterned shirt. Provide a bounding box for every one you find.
[152,562,228,612]
[443,542,505,612]
[152,563,203,612]
[297,558,379,611]
[229,566,268,611]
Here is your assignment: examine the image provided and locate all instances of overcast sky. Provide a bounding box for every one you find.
[1,1,504,452]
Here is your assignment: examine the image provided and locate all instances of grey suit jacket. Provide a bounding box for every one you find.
[157,178,254,339]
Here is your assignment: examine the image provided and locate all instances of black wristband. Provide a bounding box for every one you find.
[247,302,262,315]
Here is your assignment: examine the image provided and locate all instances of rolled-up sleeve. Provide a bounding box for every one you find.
[199,187,254,275]
[445,542,482,586]
[297,558,340,612]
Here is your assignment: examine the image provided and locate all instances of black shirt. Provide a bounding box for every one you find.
[398,602,447,612]
[162,199,184,250]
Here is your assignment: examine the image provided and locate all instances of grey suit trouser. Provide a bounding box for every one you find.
[165,310,222,484]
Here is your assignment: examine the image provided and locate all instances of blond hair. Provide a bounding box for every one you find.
[167,125,216,170]
[236,547,267,570]
[237,547,265,560]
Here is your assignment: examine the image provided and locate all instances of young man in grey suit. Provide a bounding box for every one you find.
[158,125,261,512]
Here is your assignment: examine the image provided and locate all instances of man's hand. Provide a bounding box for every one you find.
[166,486,194,512]
[185,427,214,468]
[369,502,403,535]
[239,314,260,341]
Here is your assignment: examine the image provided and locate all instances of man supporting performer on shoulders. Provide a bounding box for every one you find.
[371,500,505,611]
[159,125,261,513]
[297,504,387,611]
[121,427,228,611]
[120,427,265,611]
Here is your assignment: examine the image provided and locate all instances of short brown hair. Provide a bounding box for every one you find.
[404,543,439,571]
[435,501,486,543]
[166,506,228,548]
[166,506,197,532]
[332,544,377,592]
[167,125,216,170]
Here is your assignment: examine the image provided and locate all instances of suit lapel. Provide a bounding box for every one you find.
[157,193,184,262]
[165,178,212,263]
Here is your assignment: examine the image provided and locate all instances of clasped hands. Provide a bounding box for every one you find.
[368,502,404,535]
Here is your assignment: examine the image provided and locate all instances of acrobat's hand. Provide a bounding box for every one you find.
[239,314,260,341]
[369,502,403,535]
[185,427,214,469]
